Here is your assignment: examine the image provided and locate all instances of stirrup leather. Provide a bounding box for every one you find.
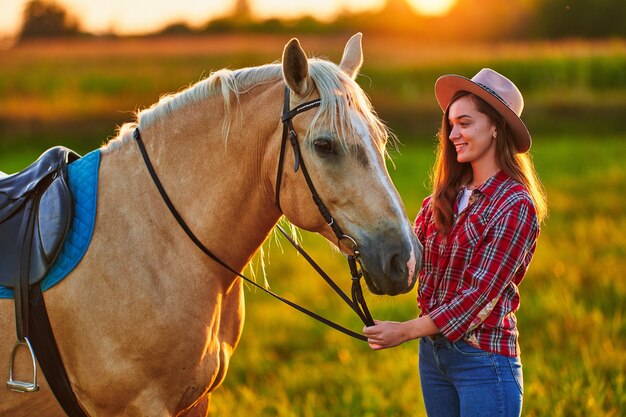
[7,337,39,392]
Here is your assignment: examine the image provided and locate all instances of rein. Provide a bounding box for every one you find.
[133,86,374,343]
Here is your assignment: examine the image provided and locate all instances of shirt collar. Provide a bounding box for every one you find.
[474,170,509,199]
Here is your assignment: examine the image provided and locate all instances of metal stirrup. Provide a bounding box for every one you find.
[7,337,39,392]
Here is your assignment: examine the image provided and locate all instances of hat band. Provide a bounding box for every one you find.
[475,82,511,110]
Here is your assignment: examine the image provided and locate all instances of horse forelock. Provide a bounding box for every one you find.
[306,59,395,157]
[101,57,395,158]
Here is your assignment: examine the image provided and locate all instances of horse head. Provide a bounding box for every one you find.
[276,34,422,296]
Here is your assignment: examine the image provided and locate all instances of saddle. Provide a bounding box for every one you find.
[0,146,79,351]
[1,147,91,416]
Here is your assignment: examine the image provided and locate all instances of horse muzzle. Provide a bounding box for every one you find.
[355,228,422,296]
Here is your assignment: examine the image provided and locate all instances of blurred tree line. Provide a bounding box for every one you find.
[17,0,626,41]
[18,0,81,39]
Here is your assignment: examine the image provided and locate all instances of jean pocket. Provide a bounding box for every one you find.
[507,356,524,395]
[451,340,490,357]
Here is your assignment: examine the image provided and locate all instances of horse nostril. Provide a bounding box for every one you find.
[385,252,407,280]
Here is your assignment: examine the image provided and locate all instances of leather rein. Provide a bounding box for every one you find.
[133,87,374,342]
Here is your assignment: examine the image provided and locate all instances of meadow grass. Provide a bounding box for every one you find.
[208,135,626,417]
[0,35,624,416]
[1,135,623,416]
[1,36,625,149]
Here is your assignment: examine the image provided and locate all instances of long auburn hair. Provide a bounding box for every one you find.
[431,91,548,234]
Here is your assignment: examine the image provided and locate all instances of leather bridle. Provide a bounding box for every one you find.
[275,87,374,328]
[134,86,374,343]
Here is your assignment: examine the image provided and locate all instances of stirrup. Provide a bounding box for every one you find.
[7,338,39,393]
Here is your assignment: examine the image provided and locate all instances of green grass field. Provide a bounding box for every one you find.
[1,35,625,416]
[205,135,626,417]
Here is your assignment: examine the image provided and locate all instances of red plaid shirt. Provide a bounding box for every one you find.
[414,171,540,357]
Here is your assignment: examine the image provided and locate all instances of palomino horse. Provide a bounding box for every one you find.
[0,34,421,416]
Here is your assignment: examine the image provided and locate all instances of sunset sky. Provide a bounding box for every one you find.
[0,0,456,37]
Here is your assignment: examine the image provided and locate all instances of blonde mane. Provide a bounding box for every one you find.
[100,58,399,283]
[103,59,394,155]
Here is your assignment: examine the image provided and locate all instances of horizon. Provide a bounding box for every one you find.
[0,0,457,38]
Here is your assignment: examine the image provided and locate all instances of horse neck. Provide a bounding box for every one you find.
[132,82,284,272]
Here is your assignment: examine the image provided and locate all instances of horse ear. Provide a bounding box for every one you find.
[339,33,363,80]
[282,38,311,97]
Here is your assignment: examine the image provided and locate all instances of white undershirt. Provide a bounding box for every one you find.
[458,188,473,213]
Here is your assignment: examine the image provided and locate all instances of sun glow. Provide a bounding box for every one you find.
[0,0,459,38]
[408,0,456,16]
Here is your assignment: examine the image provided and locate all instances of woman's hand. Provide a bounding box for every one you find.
[363,319,412,350]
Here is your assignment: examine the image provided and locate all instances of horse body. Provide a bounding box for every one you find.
[1,83,277,417]
[0,35,421,416]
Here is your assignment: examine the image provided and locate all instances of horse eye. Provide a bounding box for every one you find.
[313,139,334,155]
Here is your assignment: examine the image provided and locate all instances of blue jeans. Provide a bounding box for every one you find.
[419,336,523,417]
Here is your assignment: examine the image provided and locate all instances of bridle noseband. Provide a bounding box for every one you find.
[134,86,374,343]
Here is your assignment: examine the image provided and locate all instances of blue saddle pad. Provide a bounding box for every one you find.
[0,149,100,299]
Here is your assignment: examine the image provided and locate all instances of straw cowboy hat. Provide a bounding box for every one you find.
[435,68,531,153]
